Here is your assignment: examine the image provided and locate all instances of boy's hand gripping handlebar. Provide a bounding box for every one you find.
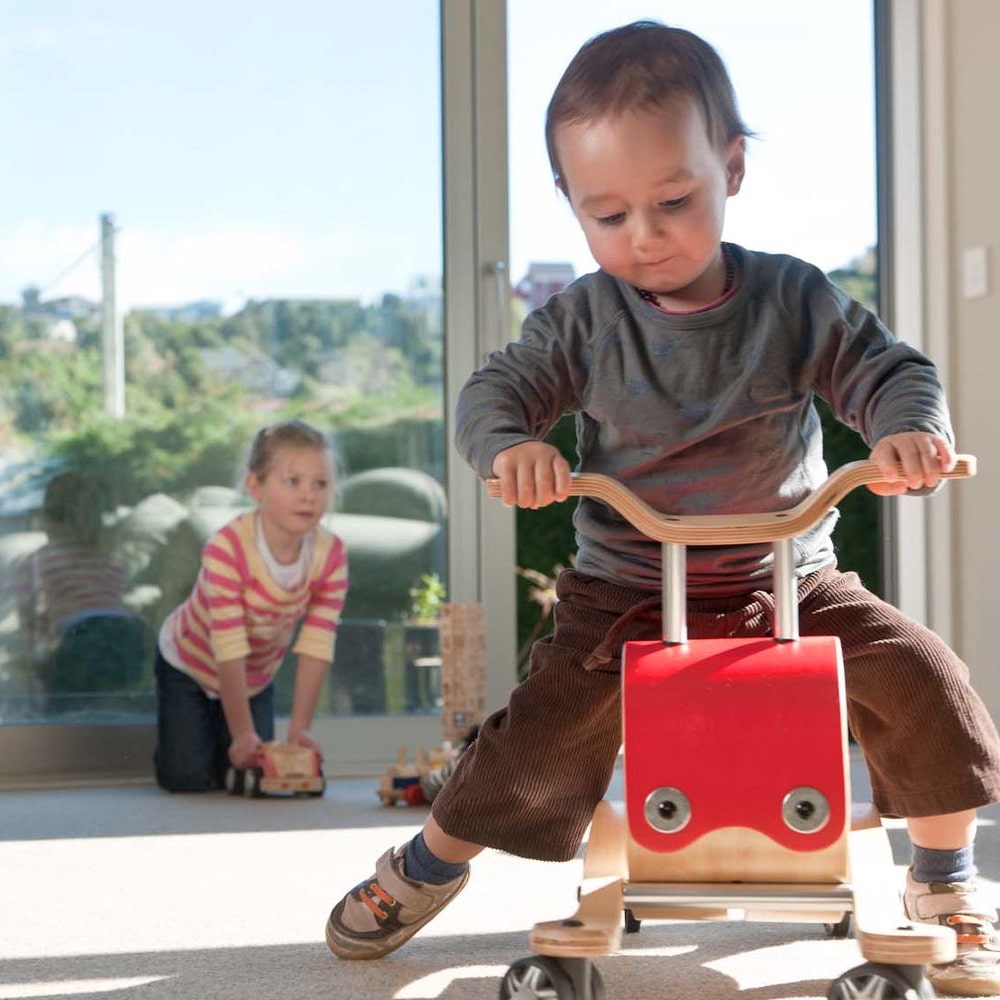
[485,456,977,643]
[484,456,976,545]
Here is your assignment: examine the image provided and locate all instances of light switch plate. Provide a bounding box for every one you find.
[962,246,989,299]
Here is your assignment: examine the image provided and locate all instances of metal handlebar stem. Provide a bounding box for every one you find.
[662,541,687,645]
[662,538,799,645]
[772,537,799,641]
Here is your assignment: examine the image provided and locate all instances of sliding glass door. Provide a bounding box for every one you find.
[0,1,518,782]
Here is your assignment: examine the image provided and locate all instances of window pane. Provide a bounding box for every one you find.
[507,2,879,657]
[508,1,875,282]
[0,3,445,726]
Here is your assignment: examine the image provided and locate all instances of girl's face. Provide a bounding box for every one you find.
[246,445,332,548]
[555,96,745,310]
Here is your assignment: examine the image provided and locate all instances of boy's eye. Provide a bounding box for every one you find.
[595,212,626,227]
[660,196,689,211]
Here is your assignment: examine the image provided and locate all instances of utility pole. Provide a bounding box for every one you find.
[100,212,125,418]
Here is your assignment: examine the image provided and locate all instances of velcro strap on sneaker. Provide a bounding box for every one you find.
[945,915,992,945]
[912,889,998,924]
[371,848,457,920]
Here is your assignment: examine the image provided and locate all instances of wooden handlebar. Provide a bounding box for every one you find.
[484,455,976,546]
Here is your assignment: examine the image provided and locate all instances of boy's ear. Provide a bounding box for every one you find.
[725,136,746,196]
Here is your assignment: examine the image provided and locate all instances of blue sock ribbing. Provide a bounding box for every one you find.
[403,830,469,885]
[910,843,976,884]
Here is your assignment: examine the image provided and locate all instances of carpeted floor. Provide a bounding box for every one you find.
[0,755,997,1000]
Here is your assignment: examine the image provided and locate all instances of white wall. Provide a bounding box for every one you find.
[922,0,1000,726]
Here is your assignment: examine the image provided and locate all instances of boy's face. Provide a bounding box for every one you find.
[555,97,745,309]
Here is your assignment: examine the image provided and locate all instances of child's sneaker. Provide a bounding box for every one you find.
[325,845,470,960]
[903,868,1000,996]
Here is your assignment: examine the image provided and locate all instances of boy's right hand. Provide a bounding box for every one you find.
[491,442,572,509]
[228,732,262,770]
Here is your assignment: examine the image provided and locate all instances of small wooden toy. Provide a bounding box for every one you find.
[225,741,325,798]
[486,456,977,1000]
[376,744,455,807]
[376,602,487,807]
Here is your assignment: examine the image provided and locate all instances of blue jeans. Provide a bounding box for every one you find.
[154,645,274,792]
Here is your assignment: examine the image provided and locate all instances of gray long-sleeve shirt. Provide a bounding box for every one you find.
[456,244,953,595]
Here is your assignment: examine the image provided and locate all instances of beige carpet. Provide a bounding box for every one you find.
[0,756,997,1000]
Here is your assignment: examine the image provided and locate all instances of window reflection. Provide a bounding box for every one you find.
[0,3,445,726]
[13,470,148,718]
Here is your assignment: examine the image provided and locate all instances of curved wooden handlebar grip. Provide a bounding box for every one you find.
[484,455,976,546]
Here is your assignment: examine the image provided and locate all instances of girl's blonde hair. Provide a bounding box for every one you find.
[246,419,329,480]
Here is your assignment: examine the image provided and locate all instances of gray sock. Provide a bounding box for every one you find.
[403,831,469,885]
[910,843,976,884]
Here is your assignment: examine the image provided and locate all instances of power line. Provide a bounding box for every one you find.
[37,239,101,298]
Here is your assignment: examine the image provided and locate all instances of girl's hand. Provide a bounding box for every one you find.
[491,441,572,509]
[288,729,323,759]
[228,731,262,770]
[867,432,957,496]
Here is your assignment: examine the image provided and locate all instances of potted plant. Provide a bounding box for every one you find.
[405,573,447,711]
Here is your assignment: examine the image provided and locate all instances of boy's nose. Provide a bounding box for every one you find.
[632,211,665,254]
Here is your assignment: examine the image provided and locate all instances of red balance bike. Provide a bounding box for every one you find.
[488,455,976,1000]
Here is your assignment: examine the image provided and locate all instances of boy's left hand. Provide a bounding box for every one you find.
[867,432,957,495]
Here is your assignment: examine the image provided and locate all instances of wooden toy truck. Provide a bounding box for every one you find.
[225,741,325,798]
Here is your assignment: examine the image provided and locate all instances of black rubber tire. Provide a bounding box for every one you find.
[243,767,262,798]
[499,955,576,999]
[827,961,933,1000]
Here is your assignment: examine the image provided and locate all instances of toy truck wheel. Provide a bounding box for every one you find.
[224,766,244,796]
[827,962,932,1000]
[307,774,327,798]
[243,767,262,798]
[623,908,642,934]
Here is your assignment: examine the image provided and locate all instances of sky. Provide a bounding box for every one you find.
[0,1,875,311]
[508,0,877,285]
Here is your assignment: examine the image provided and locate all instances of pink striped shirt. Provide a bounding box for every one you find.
[164,512,348,695]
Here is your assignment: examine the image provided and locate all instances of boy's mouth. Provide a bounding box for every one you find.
[639,254,676,269]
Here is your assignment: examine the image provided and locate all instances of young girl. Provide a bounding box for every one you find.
[154,419,348,792]
[326,22,1000,995]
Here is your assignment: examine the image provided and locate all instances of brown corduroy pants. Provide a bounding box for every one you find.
[431,566,1000,862]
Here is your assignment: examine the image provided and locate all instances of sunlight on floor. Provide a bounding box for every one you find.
[705,938,861,990]
[0,978,170,999]
[394,966,510,999]
[2,826,423,959]
[2,824,584,961]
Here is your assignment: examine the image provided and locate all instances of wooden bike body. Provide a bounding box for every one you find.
[490,457,976,1000]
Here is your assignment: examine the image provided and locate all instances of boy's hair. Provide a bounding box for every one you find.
[247,419,328,479]
[42,470,102,545]
[545,20,751,189]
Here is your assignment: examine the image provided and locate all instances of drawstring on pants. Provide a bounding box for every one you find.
[582,588,779,671]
